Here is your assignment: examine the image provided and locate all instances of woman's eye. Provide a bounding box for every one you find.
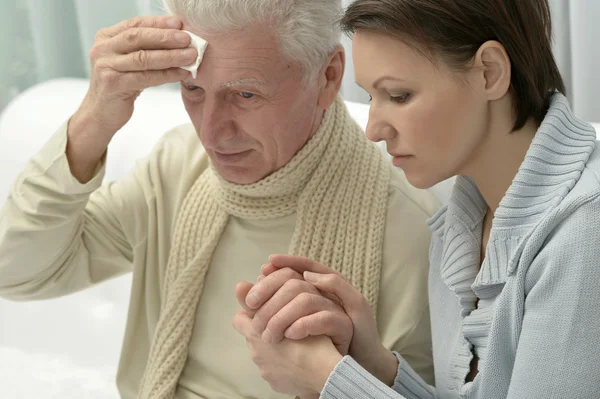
[239,92,254,99]
[390,93,411,103]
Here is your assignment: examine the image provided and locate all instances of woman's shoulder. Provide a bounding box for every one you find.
[526,149,600,274]
[556,141,600,213]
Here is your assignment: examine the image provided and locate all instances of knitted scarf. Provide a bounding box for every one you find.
[138,96,391,398]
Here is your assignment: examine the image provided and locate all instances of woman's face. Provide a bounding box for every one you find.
[353,30,490,189]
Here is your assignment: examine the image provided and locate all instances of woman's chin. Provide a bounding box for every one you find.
[402,171,443,190]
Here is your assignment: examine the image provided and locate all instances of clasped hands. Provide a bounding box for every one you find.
[232,255,399,398]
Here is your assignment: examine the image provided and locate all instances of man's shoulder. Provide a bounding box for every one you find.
[386,166,442,219]
[148,123,205,164]
[156,123,200,149]
[135,123,208,184]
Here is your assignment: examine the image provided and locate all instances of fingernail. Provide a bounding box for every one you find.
[167,17,181,28]
[176,31,190,44]
[182,48,197,59]
[284,329,297,339]
[257,275,265,283]
[246,292,260,308]
[304,271,318,283]
[262,328,273,344]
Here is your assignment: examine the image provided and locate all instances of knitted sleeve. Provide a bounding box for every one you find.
[0,121,153,300]
[321,353,437,399]
[505,193,600,398]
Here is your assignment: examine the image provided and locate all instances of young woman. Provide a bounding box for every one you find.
[233,1,600,398]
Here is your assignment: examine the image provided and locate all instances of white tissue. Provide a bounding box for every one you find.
[179,30,208,79]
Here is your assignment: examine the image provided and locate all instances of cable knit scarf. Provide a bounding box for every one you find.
[138,96,391,398]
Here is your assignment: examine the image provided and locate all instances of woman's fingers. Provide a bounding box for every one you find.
[268,255,338,276]
[303,272,371,317]
[284,310,353,355]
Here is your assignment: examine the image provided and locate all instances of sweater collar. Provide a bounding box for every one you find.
[431,93,597,294]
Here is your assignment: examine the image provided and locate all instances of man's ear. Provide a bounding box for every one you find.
[317,45,345,109]
[472,40,511,101]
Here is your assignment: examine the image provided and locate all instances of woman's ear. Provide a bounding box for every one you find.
[317,45,346,109]
[472,40,512,101]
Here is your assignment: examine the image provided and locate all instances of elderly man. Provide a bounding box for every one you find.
[0,0,439,398]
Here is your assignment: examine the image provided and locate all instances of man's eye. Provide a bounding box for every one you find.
[186,85,200,91]
[239,92,254,99]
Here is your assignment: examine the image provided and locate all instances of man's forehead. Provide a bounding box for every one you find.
[186,60,274,88]
[187,47,294,89]
[181,23,292,84]
[182,23,280,57]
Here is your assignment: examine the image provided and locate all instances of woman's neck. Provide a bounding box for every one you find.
[463,115,539,216]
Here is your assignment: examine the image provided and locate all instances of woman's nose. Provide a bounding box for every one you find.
[365,110,396,143]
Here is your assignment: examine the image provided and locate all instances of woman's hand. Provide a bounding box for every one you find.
[232,309,343,398]
[263,255,400,387]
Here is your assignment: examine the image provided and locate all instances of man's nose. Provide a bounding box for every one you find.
[198,97,236,148]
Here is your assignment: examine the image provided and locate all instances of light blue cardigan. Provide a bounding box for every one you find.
[321,93,600,399]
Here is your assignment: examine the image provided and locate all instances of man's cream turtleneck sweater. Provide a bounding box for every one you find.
[0,100,440,398]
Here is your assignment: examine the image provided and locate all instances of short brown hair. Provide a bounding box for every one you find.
[341,0,566,131]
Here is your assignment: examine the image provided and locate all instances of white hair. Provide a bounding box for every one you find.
[163,0,343,81]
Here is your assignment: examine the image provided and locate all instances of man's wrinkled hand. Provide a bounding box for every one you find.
[233,309,342,398]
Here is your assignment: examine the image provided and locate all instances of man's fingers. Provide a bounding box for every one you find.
[269,255,339,276]
[118,68,189,90]
[100,16,182,39]
[232,310,255,337]
[245,267,303,310]
[235,281,256,315]
[251,279,317,335]
[112,28,192,54]
[263,293,342,344]
[261,263,279,276]
[110,48,197,72]
[284,311,353,355]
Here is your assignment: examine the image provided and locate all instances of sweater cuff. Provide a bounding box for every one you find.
[391,352,436,399]
[320,355,406,399]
